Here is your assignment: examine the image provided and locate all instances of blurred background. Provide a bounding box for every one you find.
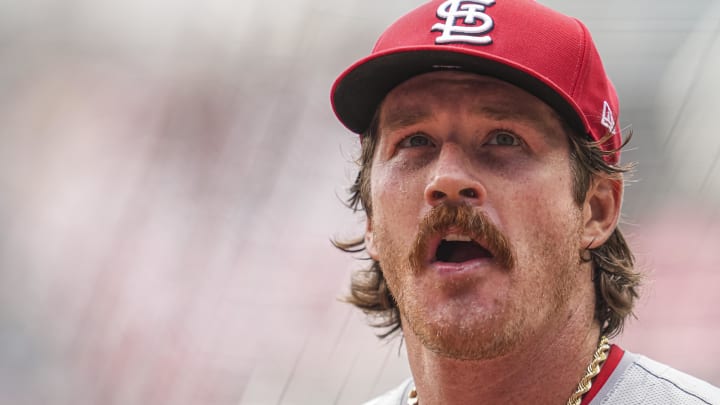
[0,0,719,404]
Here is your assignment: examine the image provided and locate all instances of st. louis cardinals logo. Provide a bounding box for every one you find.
[431,0,497,45]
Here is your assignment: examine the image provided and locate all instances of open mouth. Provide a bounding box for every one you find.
[434,234,493,263]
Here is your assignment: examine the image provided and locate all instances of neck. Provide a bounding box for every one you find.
[404,314,601,405]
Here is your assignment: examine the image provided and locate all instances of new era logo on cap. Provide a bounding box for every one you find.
[601,101,617,134]
[431,0,497,45]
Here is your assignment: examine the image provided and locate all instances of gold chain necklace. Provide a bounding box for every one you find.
[407,336,610,405]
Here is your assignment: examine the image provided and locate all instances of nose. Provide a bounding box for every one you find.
[424,145,486,207]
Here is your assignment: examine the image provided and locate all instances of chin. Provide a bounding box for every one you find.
[421,321,527,361]
[403,297,529,361]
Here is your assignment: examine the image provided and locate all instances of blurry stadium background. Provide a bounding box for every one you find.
[0,0,719,404]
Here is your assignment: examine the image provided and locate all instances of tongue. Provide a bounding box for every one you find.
[436,241,492,263]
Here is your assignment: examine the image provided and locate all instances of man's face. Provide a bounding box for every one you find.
[365,71,594,360]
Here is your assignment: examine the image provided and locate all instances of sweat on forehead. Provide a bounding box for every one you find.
[377,72,565,139]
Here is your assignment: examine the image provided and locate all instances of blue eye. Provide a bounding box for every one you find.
[399,133,433,148]
[487,131,521,146]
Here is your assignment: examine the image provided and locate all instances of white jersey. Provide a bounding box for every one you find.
[364,348,720,405]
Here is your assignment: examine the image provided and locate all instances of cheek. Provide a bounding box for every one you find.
[501,178,583,301]
[370,162,426,226]
[499,166,580,248]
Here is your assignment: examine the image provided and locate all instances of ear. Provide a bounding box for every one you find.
[365,218,380,260]
[581,176,622,249]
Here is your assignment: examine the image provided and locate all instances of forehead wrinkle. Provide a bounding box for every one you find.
[379,74,567,144]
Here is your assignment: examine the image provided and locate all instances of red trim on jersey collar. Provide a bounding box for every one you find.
[581,344,625,405]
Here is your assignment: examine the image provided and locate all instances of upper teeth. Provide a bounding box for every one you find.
[443,234,472,242]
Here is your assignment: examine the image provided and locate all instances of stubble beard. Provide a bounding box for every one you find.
[373,204,582,361]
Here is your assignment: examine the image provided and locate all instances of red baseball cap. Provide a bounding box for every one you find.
[331,0,622,162]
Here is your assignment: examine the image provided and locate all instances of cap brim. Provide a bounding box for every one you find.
[331,47,587,137]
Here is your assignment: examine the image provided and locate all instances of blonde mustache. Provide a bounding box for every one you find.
[408,204,516,273]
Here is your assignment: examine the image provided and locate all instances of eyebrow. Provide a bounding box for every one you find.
[380,108,433,133]
[472,105,551,130]
[471,105,560,135]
